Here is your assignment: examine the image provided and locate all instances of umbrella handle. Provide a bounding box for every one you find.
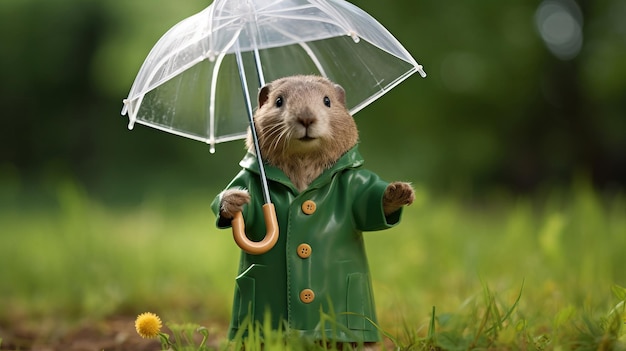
[232,203,279,255]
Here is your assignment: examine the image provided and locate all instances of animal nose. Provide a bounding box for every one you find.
[298,116,316,127]
[297,107,317,128]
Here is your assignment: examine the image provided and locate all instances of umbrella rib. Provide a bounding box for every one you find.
[208,50,229,152]
[268,23,328,77]
[206,17,242,37]
[133,119,209,143]
[308,0,354,34]
[138,55,204,102]
[136,6,243,94]
[258,13,350,31]
[350,67,420,116]
[206,1,241,34]
[133,119,247,145]
[252,0,300,15]
[207,27,244,152]
[251,2,353,36]
[136,23,246,98]
[254,2,319,16]
[352,35,426,77]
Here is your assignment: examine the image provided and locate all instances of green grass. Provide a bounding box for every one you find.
[1,178,625,350]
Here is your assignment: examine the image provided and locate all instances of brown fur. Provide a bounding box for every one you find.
[220,75,414,218]
[247,75,358,191]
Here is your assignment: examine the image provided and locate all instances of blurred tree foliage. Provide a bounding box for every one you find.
[0,0,624,200]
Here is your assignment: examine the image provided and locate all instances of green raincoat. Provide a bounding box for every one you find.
[211,145,403,342]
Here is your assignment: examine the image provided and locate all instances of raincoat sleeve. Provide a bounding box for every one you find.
[211,170,253,229]
[351,169,402,231]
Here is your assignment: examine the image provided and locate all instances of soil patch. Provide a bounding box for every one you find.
[0,316,225,351]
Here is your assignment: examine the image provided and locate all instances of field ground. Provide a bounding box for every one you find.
[0,179,625,350]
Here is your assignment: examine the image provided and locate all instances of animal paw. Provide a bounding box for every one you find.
[219,188,251,219]
[382,181,415,216]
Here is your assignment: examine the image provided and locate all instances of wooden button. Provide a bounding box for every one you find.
[300,289,315,303]
[301,200,316,215]
[297,243,312,258]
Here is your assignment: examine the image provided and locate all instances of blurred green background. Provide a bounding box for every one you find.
[1,0,624,204]
[1,1,625,348]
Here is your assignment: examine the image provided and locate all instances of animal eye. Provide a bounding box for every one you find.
[323,96,331,107]
[275,96,283,108]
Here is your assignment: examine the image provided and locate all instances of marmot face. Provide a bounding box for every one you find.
[248,75,359,164]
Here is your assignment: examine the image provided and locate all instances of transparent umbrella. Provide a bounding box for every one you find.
[121,0,426,254]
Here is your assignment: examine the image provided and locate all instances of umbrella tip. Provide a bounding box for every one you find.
[348,31,360,43]
[207,138,216,153]
[417,65,427,78]
[121,99,128,116]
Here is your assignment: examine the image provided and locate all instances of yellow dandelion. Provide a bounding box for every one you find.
[135,312,162,338]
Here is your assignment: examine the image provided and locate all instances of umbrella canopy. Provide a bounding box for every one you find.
[121,0,426,254]
[121,0,426,153]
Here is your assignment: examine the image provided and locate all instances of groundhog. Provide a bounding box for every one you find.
[212,75,414,347]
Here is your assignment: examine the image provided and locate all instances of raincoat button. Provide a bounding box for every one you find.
[301,200,316,214]
[297,243,312,258]
[300,289,315,303]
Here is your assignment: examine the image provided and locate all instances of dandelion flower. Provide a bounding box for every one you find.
[135,312,162,338]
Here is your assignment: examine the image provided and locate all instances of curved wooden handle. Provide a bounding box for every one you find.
[232,203,279,255]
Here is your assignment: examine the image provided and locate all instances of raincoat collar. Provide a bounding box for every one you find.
[239,145,365,193]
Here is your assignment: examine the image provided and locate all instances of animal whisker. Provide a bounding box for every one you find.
[262,120,291,156]
[262,123,283,142]
[260,122,285,151]
[272,127,291,156]
[280,129,294,155]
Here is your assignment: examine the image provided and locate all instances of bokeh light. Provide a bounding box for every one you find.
[535,0,583,60]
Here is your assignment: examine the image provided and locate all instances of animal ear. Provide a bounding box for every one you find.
[333,84,346,106]
[258,84,271,108]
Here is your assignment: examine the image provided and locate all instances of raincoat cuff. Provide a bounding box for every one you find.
[355,180,402,231]
[384,207,403,226]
